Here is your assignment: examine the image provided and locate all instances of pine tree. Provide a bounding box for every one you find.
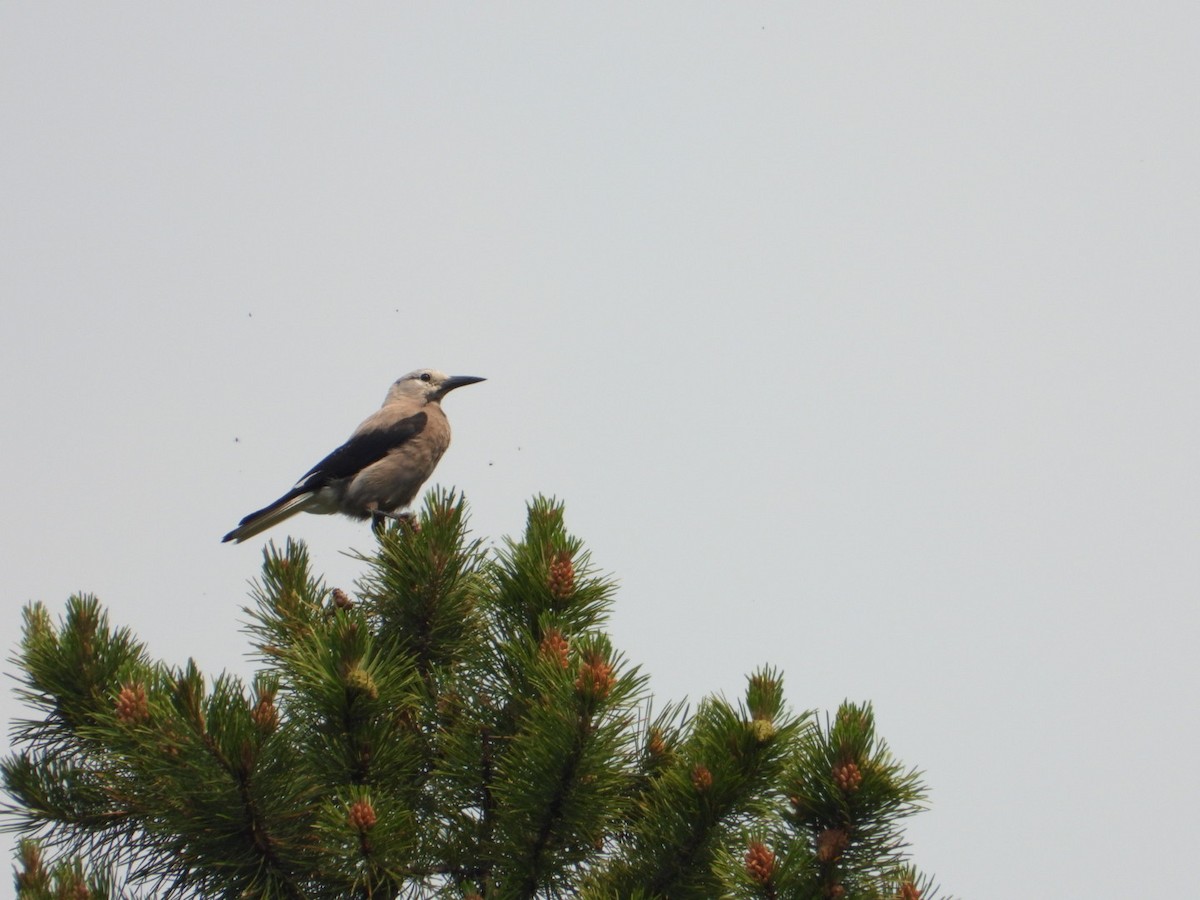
[4,491,948,899]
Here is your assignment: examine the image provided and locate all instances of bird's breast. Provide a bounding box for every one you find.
[340,411,452,515]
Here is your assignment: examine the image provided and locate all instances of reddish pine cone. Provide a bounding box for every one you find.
[817,828,849,863]
[833,761,863,792]
[898,882,921,900]
[691,764,713,793]
[575,652,614,700]
[744,841,775,885]
[540,628,570,669]
[348,799,377,831]
[646,728,667,759]
[115,683,149,725]
[331,588,354,610]
[547,551,576,600]
[251,694,279,733]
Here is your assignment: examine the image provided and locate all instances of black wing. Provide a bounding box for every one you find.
[294,412,428,491]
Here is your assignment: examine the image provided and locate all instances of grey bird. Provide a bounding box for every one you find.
[222,369,485,543]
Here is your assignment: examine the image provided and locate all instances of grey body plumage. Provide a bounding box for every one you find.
[222,369,484,543]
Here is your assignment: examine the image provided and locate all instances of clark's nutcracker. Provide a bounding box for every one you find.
[222,369,485,543]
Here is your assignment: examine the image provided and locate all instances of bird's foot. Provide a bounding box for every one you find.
[371,509,418,536]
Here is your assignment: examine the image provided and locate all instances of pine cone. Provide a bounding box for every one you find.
[817,828,849,863]
[575,651,614,700]
[647,728,667,759]
[540,628,570,669]
[344,666,379,701]
[833,761,863,792]
[348,799,377,831]
[115,683,149,725]
[547,551,576,600]
[250,695,279,733]
[744,840,775,885]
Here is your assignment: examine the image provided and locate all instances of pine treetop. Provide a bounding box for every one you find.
[4,491,949,900]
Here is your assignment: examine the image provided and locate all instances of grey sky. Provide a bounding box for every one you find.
[3,5,1198,896]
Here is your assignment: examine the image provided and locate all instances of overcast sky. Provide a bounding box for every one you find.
[3,5,1198,897]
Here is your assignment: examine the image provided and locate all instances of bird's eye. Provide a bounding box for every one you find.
[419,372,432,382]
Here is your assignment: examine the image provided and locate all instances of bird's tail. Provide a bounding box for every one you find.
[222,490,319,543]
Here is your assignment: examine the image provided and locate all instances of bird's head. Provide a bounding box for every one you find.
[386,369,486,405]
